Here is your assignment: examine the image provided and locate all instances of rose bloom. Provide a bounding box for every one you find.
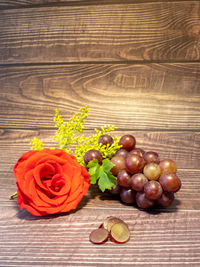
[14,149,90,216]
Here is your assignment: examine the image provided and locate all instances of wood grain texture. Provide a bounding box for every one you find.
[0,206,200,266]
[0,63,200,130]
[0,129,199,169]
[0,0,192,9]
[0,1,200,63]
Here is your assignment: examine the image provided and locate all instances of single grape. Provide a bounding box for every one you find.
[104,217,124,232]
[109,183,121,195]
[110,223,130,244]
[117,170,131,188]
[143,163,161,180]
[143,151,159,164]
[110,156,126,175]
[129,148,145,157]
[115,148,129,158]
[89,228,109,244]
[157,192,174,207]
[125,154,144,174]
[136,192,154,209]
[159,159,177,174]
[120,187,136,204]
[130,173,148,192]
[98,134,113,146]
[144,181,163,200]
[159,173,181,192]
[84,149,103,165]
[119,135,136,151]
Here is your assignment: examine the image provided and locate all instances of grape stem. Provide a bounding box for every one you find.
[10,191,17,199]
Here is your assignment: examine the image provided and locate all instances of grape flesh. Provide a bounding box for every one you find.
[117,170,131,187]
[120,188,136,204]
[144,181,163,200]
[119,135,136,151]
[143,163,161,180]
[110,156,126,175]
[125,154,144,174]
[130,173,148,192]
[159,173,181,192]
[89,228,109,244]
[84,149,103,165]
[98,134,113,146]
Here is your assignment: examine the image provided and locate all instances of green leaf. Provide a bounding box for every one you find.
[102,158,114,173]
[98,167,116,192]
[88,159,100,184]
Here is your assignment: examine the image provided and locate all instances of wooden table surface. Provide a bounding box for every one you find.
[0,0,200,266]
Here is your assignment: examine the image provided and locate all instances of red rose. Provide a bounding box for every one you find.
[14,149,90,216]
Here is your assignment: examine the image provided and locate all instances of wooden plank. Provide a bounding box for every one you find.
[0,63,200,130]
[0,207,200,266]
[0,129,200,169]
[0,0,190,9]
[0,1,200,63]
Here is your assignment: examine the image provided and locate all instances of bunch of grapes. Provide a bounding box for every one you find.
[84,134,181,209]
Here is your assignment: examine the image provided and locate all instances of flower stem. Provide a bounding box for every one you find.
[10,191,17,199]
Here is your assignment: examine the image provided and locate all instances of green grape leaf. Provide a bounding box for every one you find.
[87,158,117,192]
[88,159,100,184]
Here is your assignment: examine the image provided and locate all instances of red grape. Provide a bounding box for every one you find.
[157,192,174,207]
[98,134,113,146]
[117,170,131,188]
[130,173,148,192]
[143,163,161,180]
[89,228,109,244]
[109,183,121,195]
[120,188,136,204]
[115,148,129,158]
[144,181,163,200]
[125,154,144,174]
[110,156,126,175]
[129,148,145,157]
[159,173,181,192]
[119,135,136,151]
[136,192,154,209]
[143,151,159,164]
[84,149,102,165]
[159,159,177,174]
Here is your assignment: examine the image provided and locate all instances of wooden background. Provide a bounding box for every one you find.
[0,0,200,266]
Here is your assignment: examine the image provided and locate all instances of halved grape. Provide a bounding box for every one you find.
[103,216,124,232]
[144,181,163,200]
[110,223,130,244]
[159,159,177,174]
[89,228,109,244]
[159,173,181,192]
[143,163,161,180]
[119,135,136,151]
